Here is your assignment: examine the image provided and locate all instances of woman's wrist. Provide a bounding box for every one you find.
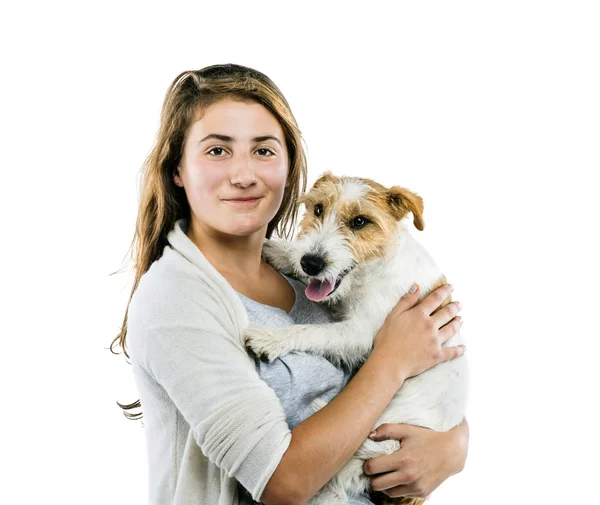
[366,346,408,389]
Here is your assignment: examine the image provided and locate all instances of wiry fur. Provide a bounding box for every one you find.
[244,172,469,505]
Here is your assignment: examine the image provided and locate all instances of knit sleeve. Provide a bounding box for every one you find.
[131,289,292,502]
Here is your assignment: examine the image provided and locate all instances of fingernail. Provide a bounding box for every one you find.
[409,283,417,293]
[369,430,377,439]
[448,284,453,292]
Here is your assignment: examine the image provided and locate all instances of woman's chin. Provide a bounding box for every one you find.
[223,220,269,238]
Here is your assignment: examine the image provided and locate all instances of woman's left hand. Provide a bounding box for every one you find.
[363,417,469,499]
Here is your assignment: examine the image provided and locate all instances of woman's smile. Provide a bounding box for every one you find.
[222,195,264,205]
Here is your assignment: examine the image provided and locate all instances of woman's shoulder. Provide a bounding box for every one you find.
[127,245,249,365]
[129,246,224,328]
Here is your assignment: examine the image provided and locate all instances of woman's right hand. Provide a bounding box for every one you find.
[372,283,465,384]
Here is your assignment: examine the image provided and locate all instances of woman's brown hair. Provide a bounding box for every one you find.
[109,64,307,419]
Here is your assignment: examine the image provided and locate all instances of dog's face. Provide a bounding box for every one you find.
[289,172,425,304]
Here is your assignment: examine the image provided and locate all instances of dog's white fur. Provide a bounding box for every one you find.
[244,175,469,505]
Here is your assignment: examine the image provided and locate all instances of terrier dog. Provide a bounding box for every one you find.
[244,172,468,505]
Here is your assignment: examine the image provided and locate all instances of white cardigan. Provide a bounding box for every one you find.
[127,218,292,505]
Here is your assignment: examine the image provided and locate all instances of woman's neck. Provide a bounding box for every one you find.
[186,218,267,280]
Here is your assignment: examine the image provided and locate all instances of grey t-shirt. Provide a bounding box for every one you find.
[236,274,374,505]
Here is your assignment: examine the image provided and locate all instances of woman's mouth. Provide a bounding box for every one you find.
[223,197,263,204]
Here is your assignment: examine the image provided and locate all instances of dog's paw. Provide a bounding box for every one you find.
[244,324,290,363]
[375,438,401,455]
[261,239,295,274]
[260,239,281,265]
[355,437,400,460]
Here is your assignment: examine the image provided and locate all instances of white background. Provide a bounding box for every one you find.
[2,1,599,504]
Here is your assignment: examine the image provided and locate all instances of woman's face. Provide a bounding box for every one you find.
[175,98,289,239]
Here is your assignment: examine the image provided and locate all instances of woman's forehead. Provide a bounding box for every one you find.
[189,99,284,142]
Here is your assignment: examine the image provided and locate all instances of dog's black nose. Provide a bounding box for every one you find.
[300,255,325,276]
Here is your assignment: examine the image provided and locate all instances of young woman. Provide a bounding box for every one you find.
[111,63,468,505]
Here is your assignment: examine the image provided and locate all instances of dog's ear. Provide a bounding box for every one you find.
[387,186,425,230]
[300,171,337,207]
[311,171,337,190]
[298,192,310,207]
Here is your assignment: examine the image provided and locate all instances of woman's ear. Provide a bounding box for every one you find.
[387,186,425,230]
[174,167,183,187]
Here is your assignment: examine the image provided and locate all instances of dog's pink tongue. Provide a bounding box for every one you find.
[305,278,336,302]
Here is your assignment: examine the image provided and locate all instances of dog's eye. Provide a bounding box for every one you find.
[350,216,370,229]
[314,204,324,217]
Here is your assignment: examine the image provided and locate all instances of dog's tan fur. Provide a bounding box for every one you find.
[298,172,427,265]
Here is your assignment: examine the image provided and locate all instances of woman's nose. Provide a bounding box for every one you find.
[229,153,257,187]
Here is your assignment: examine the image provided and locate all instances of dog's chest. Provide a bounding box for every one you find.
[335,281,402,323]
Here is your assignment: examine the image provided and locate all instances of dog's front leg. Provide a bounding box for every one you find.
[244,319,376,368]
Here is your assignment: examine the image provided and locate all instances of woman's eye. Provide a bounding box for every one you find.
[256,148,275,156]
[314,204,323,217]
[350,216,370,229]
[207,147,227,156]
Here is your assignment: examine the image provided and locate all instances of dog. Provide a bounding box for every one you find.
[244,172,469,505]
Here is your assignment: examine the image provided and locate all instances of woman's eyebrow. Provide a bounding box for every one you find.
[198,134,282,146]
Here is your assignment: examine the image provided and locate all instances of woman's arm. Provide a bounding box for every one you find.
[365,417,469,499]
[133,279,461,505]
[129,280,295,504]
[261,348,408,505]
[260,284,464,505]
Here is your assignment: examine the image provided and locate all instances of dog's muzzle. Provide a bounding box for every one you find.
[304,263,357,302]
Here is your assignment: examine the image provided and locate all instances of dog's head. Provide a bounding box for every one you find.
[288,171,424,304]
